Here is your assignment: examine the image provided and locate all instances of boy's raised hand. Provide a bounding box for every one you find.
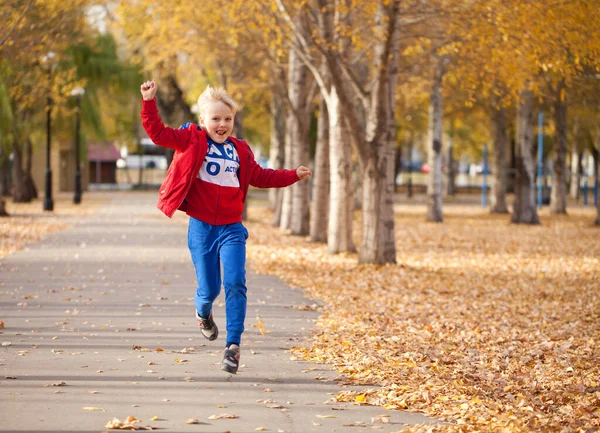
[296,166,312,180]
[140,79,157,100]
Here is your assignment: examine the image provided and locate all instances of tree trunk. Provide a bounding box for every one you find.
[426,60,444,222]
[490,104,509,213]
[327,87,355,254]
[511,89,540,225]
[0,135,8,215]
[309,98,329,242]
[359,3,399,264]
[593,147,599,226]
[570,149,582,200]
[0,142,10,196]
[24,137,38,200]
[569,118,581,200]
[279,122,293,230]
[12,142,28,202]
[288,47,312,236]
[445,134,456,196]
[550,81,568,214]
[360,136,396,263]
[269,91,286,220]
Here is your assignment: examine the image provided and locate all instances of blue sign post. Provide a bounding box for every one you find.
[482,143,488,207]
[537,112,544,208]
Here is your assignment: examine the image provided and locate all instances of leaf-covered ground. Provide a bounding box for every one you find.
[0,195,102,258]
[244,204,600,433]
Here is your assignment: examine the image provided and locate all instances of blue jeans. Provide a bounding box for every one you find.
[188,218,248,346]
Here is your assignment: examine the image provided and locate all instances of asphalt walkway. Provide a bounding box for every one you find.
[0,192,435,433]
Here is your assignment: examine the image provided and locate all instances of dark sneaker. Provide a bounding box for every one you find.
[221,344,240,374]
[196,311,218,341]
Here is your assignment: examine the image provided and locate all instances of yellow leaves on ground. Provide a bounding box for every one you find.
[255,315,268,335]
[105,415,154,430]
[207,413,239,420]
[245,205,600,432]
[1,197,102,259]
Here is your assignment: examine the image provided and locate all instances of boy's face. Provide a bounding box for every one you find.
[200,100,234,143]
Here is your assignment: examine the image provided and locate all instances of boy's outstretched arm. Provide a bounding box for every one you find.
[140,79,191,151]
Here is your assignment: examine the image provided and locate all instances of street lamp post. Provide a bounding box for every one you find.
[42,52,55,212]
[70,87,85,204]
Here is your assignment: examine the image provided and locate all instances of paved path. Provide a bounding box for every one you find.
[0,192,435,433]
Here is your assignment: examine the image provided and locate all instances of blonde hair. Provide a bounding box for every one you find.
[197,85,238,121]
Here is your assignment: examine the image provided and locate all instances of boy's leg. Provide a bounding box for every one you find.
[219,222,248,347]
[188,218,221,318]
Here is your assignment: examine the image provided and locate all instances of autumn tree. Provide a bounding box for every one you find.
[0,0,90,206]
[273,0,412,263]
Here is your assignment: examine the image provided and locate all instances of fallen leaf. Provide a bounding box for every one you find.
[371,415,390,424]
[316,414,336,419]
[82,406,104,411]
[105,416,155,430]
[255,427,267,431]
[150,416,159,421]
[185,418,200,424]
[207,413,239,420]
[255,315,268,335]
[0,321,4,328]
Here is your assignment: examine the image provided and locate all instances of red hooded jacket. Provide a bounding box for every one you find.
[141,99,299,219]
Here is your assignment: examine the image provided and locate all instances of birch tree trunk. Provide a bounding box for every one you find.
[490,104,509,214]
[569,117,581,200]
[359,3,399,264]
[570,149,582,200]
[279,122,293,230]
[550,82,568,214]
[310,98,329,242]
[426,60,444,222]
[360,126,396,263]
[289,50,312,236]
[269,91,286,218]
[327,87,355,254]
[511,89,540,225]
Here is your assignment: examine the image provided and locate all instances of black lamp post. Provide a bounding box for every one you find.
[70,87,85,204]
[42,51,55,212]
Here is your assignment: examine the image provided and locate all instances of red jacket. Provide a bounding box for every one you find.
[141,99,299,219]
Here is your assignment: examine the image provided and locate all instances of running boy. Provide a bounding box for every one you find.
[140,79,311,374]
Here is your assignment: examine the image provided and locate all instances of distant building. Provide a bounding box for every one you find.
[88,141,120,185]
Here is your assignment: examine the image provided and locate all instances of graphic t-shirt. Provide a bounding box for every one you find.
[185,136,245,225]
